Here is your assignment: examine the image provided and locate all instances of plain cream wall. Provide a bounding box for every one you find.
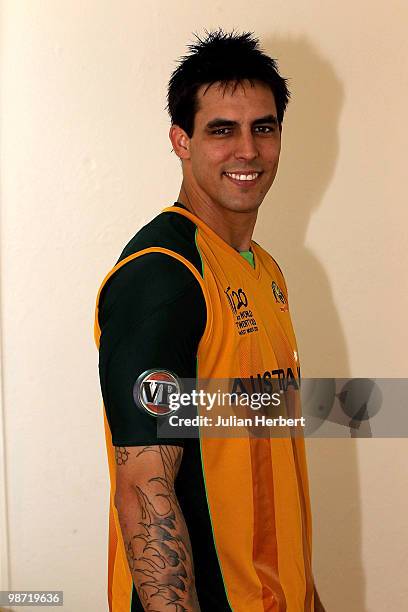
[1,1,407,611]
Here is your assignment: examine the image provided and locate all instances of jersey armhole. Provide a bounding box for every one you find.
[94,246,213,350]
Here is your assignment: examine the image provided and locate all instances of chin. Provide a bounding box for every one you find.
[221,199,263,214]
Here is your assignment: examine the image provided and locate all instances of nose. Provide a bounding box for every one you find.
[234,130,259,162]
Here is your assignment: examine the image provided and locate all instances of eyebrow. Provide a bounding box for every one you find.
[205,114,278,130]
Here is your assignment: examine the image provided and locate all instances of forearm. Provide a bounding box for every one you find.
[115,446,200,611]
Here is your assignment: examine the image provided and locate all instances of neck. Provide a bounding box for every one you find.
[177,182,258,252]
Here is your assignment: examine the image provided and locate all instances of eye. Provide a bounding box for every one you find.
[254,125,275,134]
[211,127,232,136]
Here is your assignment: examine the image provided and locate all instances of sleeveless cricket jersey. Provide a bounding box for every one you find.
[95,204,315,611]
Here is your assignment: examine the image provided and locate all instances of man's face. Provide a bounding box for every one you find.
[182,80,281,214]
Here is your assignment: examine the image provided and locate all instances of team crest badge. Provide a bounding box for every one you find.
[133,369,180,417]
[272,281,288,312]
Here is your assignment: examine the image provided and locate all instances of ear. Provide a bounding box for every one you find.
[169,125,191,160]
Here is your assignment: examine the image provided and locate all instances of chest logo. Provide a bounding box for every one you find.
[225,286,259,336]
[272,281,288,312]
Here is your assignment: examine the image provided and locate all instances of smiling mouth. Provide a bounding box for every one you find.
[223,171,262,184]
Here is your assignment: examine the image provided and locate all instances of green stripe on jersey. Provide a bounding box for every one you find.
[239,250,254,268]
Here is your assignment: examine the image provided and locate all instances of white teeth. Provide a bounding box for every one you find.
[225,172,259,181]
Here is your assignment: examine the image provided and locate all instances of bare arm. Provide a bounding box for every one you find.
[114,445,200,612]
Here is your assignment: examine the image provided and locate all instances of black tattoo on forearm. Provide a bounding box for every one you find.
[115,446,130,465]
[124,446,199,611]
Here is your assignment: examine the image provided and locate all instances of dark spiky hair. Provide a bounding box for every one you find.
[167,29,290,137]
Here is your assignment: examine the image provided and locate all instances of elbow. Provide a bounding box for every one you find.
[113,491,121,511]
[113,484,132,513]
[114,482,140,514]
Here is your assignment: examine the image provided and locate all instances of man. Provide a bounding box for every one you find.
[95,30,325,611]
